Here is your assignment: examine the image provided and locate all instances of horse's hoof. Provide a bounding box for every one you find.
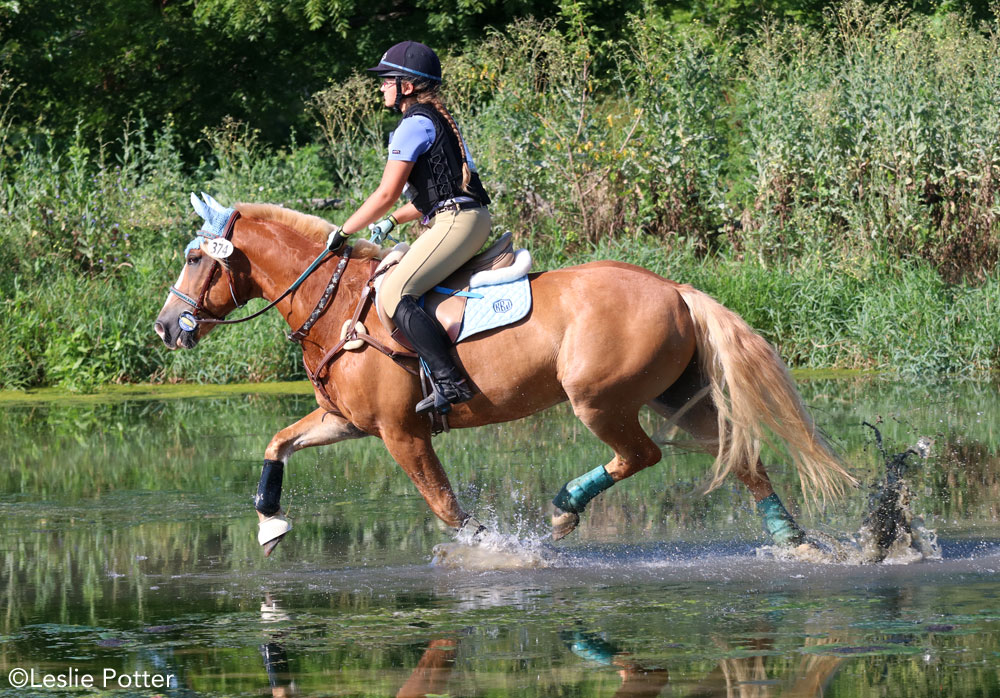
[552,508,580,541]
[258,512,292,556]
[261,534,286,558]
[455,515,486,544]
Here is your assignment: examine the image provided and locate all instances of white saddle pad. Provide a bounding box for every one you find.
[457,273,532,342]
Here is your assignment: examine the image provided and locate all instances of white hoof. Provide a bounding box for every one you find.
[258,513,292,546]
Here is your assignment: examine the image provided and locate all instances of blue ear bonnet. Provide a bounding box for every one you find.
[185,192,236,255]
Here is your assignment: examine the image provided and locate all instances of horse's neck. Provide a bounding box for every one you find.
[238,222,322,301]
[237,221,364,326]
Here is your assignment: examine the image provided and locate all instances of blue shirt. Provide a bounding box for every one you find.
[388,115,478,171]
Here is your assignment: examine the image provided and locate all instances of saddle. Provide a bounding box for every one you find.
[374,231,520,347]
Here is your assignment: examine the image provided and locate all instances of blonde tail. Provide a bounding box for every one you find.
[675,285,857,504]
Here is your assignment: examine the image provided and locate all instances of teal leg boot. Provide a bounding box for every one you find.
[552,465,615,540]
[756,493,806,546]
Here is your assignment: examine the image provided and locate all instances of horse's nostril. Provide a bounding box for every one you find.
[154,321,166,340]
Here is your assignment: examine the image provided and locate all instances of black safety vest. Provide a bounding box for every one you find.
[401,104,490,215]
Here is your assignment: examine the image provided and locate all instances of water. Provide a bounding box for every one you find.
[1,376,999,697]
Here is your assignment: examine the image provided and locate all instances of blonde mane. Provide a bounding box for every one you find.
[234,203,385,260]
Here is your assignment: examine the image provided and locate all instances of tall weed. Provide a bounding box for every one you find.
[0,116,330,390]
[739,1,1000,278]
[616,16,735,248]
[309,73,387,202]
[201,117,335,207]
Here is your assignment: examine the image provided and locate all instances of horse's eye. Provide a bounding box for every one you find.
[187,255,201,266]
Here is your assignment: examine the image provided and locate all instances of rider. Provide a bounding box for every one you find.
[329,41,492,414]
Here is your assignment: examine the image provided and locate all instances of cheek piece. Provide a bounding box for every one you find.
[254,459,284,516]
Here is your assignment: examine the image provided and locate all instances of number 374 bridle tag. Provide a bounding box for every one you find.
[201,238,234,260]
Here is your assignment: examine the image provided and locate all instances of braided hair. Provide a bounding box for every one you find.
[412,87,473,194]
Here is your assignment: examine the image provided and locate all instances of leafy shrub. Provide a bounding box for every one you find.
[5,2,1000,389]
[738,1,1000,279]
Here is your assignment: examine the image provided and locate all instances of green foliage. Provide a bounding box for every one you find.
[0,0,349,147]
[0,116,317,390]
[200,118,336,205]
[737,1,1000,279]
[436,1,1000,272]
[0,0,654,151]
[4,3,1000,389]
[615,14,735,245]
[309,73,389,201]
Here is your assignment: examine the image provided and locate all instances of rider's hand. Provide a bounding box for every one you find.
[326,226,349,252]
[367,214,398,244]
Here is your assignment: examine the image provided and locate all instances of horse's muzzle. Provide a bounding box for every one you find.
[153,317,198,349]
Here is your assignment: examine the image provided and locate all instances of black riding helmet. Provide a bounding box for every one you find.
[368,41,442,111]
[367,41,442,82]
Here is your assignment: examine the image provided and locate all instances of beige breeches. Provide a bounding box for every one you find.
[381,207,492,317]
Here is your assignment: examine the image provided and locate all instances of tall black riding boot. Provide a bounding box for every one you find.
[392,296,474,414]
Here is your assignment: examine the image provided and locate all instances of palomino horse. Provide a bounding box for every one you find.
[154,199,856,556]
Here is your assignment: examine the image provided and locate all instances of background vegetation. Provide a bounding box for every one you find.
[1,0,999,390]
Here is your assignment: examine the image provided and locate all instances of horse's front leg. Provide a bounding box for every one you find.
[380,428,482,538]
[255,408,368,556]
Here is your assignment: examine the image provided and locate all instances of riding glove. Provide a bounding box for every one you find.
[326,227,349,252]
[368,214,398,244]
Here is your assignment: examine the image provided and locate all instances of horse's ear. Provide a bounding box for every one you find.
[190,192,212,222]
[201,192,228,214]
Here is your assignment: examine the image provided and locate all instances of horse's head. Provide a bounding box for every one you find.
[154,193,248,349]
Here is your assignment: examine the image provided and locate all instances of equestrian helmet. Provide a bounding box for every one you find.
[367,41,442,83]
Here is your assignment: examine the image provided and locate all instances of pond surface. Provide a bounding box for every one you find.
[2,377,999,697]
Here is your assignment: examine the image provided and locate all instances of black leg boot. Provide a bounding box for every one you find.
[392,296,473,414]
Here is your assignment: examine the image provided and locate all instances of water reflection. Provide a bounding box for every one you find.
[240,576,999,698]
[4,378,1000,697]
[395,639,458,698]
[562,629,672,697]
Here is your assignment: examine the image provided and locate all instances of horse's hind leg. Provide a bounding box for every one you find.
[255,408,368,556]
[650,366,805,546]
[552,401,663,540]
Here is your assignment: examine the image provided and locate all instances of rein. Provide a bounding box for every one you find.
[170,210,349,328]
[171,214,420,410]
[200,244,350,327]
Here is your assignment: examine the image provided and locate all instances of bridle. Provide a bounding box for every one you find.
[168,210,351,330]
[168,210,243,327]
[167,211,421,414]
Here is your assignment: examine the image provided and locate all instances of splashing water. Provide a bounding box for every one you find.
[434,423,946,570]
[431,510,561,570]
[761,424,941,565]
